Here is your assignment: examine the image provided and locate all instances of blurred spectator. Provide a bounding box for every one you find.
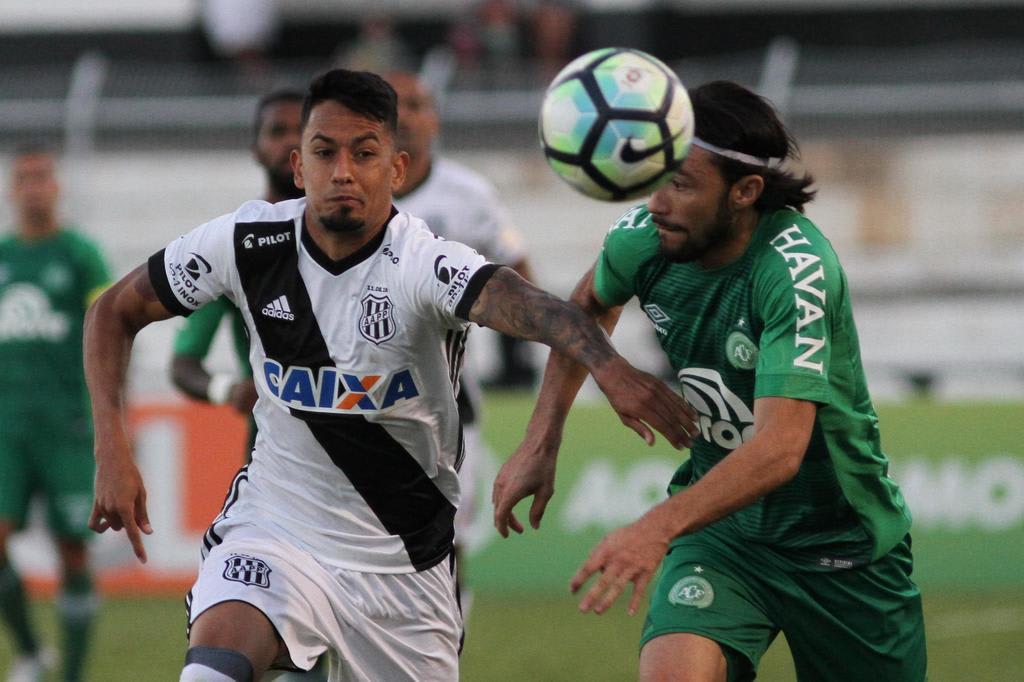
[530,0,577,79]
[478,0,522,68]
[201,0,280,81]
[448,0,524,72]
[334,16,414,73]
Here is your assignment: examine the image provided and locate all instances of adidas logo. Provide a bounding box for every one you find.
[261,295,295,321]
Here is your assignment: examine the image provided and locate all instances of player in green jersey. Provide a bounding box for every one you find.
[0,145,111,682]
[493,81,926,681]
[170,90,304,454]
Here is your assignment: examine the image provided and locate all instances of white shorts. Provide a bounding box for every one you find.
[187,523,462,682]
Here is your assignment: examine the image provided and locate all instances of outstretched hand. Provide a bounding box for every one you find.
[88,449,153,563]
[492,438,559,538]
[570,517,670,616]
[592,357,697,450]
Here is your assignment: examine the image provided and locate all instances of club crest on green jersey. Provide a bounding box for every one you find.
[726,330,758,370]
[0,283,70,342]
[668,573,714,609]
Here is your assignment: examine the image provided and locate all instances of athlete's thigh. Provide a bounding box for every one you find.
[642,537,778,682]
[0,413,32,530]
[34,415,94,540]
[189,599,284,678]
[779,537,927,682]
[640,632,728,682]
[188,530,332,675]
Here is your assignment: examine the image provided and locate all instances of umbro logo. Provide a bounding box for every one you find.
[261,295,295,321]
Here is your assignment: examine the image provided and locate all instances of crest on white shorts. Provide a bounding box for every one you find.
[223,554,272,588]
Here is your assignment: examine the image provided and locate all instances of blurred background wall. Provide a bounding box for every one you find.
[1,0,1022,588]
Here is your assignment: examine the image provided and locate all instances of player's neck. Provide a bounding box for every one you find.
[395,154,432,199]
[17,214,60,241]
[304,210,388,263]
[697,210,761,270]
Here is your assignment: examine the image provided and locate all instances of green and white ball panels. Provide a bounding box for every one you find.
[539,47,694,201]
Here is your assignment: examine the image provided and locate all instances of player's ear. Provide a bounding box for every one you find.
[291,148,305,189]
[731,174,764,209]
[391,150,409,192]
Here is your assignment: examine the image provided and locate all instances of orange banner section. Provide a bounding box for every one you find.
[130,401,249,534]
[27,401,248,597]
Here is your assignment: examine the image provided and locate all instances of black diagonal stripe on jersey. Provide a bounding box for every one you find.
[234,220,456,571]
[304,415,456,571]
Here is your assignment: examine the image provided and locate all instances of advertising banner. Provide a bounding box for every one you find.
[13,398,1022,595]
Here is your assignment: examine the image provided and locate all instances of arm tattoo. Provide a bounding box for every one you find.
[471,268,617,370]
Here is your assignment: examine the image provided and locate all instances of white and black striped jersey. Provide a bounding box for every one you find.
[148,198,499,573]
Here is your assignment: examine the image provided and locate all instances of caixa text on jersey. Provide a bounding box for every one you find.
[262,360,420,413]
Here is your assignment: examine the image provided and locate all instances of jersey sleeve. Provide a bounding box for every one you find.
[592,205,661,306]
[172,296,230,358]
[147,211,237,317]
[752,218,843,405]
[406,230,496,329]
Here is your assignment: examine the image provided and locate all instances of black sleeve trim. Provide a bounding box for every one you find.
[147,249,193,317]
[454,263,504,321]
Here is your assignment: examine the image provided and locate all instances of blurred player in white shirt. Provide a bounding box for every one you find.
[388,71,535,617]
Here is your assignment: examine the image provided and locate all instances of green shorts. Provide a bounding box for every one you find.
[0,407,95,540]
[641,527,927,681]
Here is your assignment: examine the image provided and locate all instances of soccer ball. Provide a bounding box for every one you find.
[539,47,694,202]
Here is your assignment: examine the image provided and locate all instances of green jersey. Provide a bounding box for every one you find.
[593,206,911,567]
[0,228,111,412]
[172,295,251,376]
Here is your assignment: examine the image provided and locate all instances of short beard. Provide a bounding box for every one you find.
[319,209,364,234]
[266,168,304,200]
[660,191,735,263]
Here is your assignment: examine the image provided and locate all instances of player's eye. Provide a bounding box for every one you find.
[314,148,334,159]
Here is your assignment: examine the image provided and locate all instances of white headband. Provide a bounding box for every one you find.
[692,137,784,169]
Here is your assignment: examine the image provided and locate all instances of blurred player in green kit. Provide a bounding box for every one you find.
[0,145,111,682]
[170,90,305,454]
[493,82,927,681]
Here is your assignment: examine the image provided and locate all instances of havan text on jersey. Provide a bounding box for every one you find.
[770,224,827,374]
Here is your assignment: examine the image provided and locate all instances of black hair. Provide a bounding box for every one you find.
[690,81,816,213]
[301,69,398,134]
[253,89,304,143]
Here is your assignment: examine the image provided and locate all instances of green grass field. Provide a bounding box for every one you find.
[2,396,1022,680]
[3,588,1023,681]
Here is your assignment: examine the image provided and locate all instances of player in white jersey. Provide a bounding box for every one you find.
[388,71,534,614]
[83,70,696,682]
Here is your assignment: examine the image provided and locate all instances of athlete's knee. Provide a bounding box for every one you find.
[189,600,283,676]
[180,646,253,682]
[640,633,728,682]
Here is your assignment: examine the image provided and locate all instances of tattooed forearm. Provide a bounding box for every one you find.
[469,268,618,371]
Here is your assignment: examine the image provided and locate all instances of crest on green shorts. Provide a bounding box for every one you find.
[668,575,714,609]
[725,330,758,370]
